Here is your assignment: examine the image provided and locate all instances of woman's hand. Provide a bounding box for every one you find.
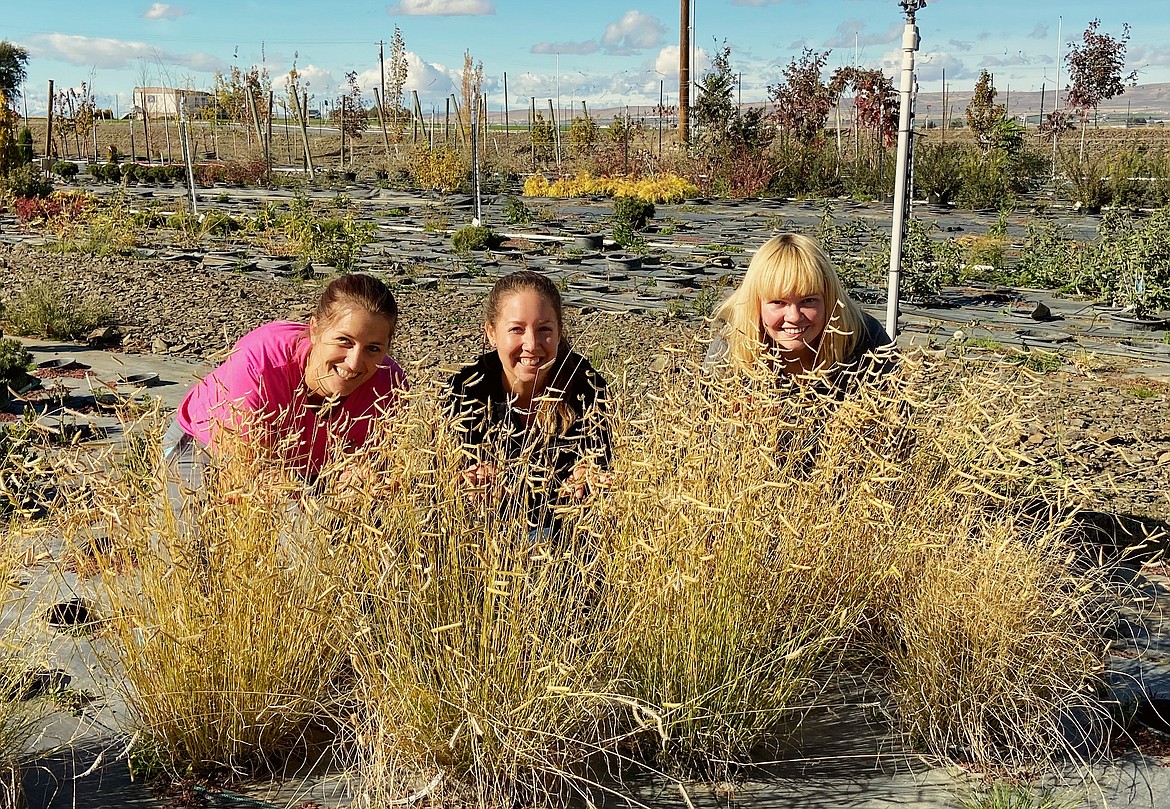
[460,461,499,490]
[339,461,400,499]
[564,463,613,500]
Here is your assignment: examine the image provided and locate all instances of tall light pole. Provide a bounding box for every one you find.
[885,0,924,338]
[679,0,690,146]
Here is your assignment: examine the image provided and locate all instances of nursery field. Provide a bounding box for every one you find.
[1,185,1170,809]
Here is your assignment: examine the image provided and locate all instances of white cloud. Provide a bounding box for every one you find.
[142,3,188,19]
[388,0,494,15]
[601,10,666,55]
[26,33,224,74]
[654,45,709,81]
[825,19,901,49]
[531,41,600,56]
[351,51,457,106]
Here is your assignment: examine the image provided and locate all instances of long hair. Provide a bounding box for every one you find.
[712,233,866,373]
[483,271,581,437]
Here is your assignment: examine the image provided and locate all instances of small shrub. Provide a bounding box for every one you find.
[6,280,113,339]
[200,209,240,236]
[15,127,34,165]
[0,337,33,380]
[223,158,266,186]
[2,164,52,199]
[501,195,532,225]
[451,224,502,253]
[282,195,374,272]
[52,161,79,182]
[613,195,655,231]
[409,146,468,193]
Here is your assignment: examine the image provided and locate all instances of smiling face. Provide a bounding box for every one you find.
[759,292,827,359]
[304,308,393,400]
[484,288,561,401]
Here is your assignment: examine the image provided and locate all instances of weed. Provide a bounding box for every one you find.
[282,195,374,272]
[960,782,1073,809]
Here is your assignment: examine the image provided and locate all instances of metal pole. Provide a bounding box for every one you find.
[886,1,924,338]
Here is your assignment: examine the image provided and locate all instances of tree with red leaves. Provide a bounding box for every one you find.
[768,49,834,146]
[830,66,898,148]
[1065,19,1137,158]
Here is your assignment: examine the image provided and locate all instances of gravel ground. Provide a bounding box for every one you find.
[1,242,1167,528]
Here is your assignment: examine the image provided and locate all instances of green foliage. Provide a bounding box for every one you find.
[0,42,29,107]
[15,127,32,164]
[52,161,79,182]
[567,114,597,156]
[0,337,33,380]
[282,195,375,272]
[87,162,121,182]
[450,224,502,253]
[1,163,52,199]
[530,110,555,162]
[612,195,655,249]
[1096,208,1170,315]
[5,280,112,339]
[915,142,965,203]
[867,218,960,297]
[957,149,1017,210]
[612,195,654,230]
[1015,221,1078,290]
[501,195,531,225]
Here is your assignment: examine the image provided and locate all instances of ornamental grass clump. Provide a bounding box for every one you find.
[62,411,355,777]
[0,521,58,808]
[333,394,627,807]
[47,350,1120,800]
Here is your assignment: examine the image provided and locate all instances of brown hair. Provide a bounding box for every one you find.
[313,273,399,342]
[484,270,578,435]
[484,270,570,352]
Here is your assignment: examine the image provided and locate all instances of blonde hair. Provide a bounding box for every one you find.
[713,233,867,373]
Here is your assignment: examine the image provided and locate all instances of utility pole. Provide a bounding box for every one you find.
[886,0,925,339]
[678,0,690,146]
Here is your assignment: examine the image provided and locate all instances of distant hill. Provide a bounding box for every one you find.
[489,82,1170,127]
[913,81,1170,126]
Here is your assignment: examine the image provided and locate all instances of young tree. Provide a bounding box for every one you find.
[965,70,1002,149]
[768,49,833,146]
[385,25,409,142]
[210,66,272,127]
[0,91,18,174]
[830,66,898,147]
[459,50,483,142]
[692,42,736,149]
[1065,18,1138,158]
[330,71,368,141]
[0,42,29,108]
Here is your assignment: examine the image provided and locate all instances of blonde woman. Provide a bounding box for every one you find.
[706,233,894,384]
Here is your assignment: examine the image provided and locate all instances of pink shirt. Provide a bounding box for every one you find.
[176,321,407,476]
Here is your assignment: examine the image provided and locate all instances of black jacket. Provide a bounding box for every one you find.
[445,349,612,530]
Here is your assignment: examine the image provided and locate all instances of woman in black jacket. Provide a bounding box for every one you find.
[446,271,611,535]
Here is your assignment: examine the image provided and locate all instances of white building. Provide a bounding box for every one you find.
[133,87,213,119]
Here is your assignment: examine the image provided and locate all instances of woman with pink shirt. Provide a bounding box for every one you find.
[162,273,407,487]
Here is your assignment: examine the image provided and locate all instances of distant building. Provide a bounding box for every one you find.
[133,87,213,119]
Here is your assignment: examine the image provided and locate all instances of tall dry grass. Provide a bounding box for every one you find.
[51,350,1120,803]
[62,412,354,777]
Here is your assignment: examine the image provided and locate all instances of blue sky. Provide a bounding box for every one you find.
[6,1,1169,117]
